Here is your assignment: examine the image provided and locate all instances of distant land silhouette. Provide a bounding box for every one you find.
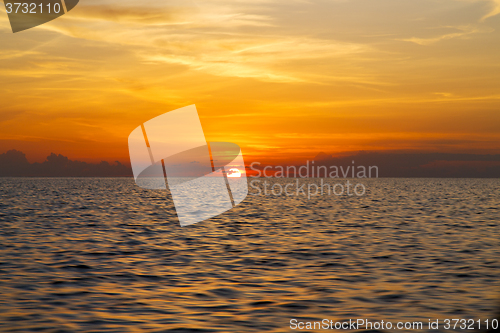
[1,149,500,177]
[0,150,131,177]
[250,151,500,178]
[310,151,500,178]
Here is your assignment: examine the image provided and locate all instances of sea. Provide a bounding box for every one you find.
[0,178,499,332]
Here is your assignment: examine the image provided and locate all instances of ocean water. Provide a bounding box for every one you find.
[0,178,498,332]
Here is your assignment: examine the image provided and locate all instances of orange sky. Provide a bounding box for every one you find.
[1,0,500,164]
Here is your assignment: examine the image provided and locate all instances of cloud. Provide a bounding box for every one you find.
[2,0,500,163]
[35,2,372,84]
[455,0,500,20]
[142,38,370,83]
[482,0,500,19]
[0,50,41,60]
[63,1,273,27]
[70,5,190,24]
[399,25,490,45]
[0,150,132,176]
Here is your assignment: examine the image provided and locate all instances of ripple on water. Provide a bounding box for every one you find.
[0,178,498,332]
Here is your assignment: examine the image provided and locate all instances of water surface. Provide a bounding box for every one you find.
[0,178,499,332]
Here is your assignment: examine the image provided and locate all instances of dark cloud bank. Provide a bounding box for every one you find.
[1,149,500,177]
[0,150,132,177]
[311,151,500,178]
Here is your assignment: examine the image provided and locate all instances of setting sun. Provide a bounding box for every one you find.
[227,168,241,178]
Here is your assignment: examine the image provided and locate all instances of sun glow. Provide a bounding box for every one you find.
[227,168,242,178]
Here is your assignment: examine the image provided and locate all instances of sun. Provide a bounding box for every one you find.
[227,168,242,178]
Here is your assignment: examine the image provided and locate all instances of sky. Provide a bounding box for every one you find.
[1,0,500,164]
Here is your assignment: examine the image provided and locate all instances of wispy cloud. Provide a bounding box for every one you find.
[482,0,500,19]
[1,0,500,160]
[454,0,500,20]
[142,38,370,83]
[70,5,191,24]
[0,50,41,60]
[67,2,273,27]
[400,25,491,45]
[35,2,372,84]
